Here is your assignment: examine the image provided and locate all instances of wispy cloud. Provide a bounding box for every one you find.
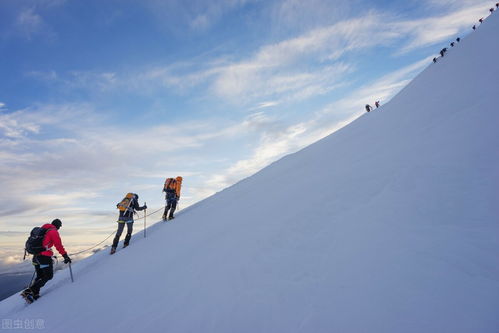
[393,3,493,53]
[142,0,258,32]
[270,0,352,34]
[252,101,280,110]
[424,0,491,9]
[0,110,40,139]
[14,6,57,41]
[16,7,44,39]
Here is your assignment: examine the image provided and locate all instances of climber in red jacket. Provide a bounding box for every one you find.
[21,219,71,303]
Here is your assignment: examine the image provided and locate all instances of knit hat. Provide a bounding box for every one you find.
[51,219,62,230]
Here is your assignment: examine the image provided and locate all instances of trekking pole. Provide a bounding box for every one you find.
[69,263,74,283]
[144,203,147,238]
[27,271,35,288]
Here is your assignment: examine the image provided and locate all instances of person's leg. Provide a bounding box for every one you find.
[163,202,170,220]
[124,222,133,247]
[23,257,40,298]
[168,200,177,219]
[29,256,53,296]
[112,223,125,248]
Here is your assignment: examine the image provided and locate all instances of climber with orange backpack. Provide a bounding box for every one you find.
[162,176,182,221]
[111,193,147,254]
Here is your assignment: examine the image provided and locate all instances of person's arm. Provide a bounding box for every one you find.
[134,198,147,211]
[49,229,67,256]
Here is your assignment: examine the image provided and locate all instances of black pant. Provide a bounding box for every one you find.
[163,191,178,218]
[112,222,133,248]
[30,255,54,295]
[163,201,177,218]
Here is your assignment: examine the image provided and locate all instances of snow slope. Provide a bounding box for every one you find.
[1,11,499,333]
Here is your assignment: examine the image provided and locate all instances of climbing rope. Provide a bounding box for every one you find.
[12,204,179,278]
[69,230,116,256]
[17,205,171,267]
[67,205,165,256]
[133,206,164,220]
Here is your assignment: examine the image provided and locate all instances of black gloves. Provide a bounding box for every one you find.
[143,205,147,210]
[63,254,72,264]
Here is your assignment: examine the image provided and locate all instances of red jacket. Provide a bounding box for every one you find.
[39,224,67,257]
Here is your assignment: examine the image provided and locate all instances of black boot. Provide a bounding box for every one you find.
[20,289,36,303]
[124,233,131,247]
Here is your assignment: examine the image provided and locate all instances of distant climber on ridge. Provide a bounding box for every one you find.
[163,176,183,221]
[375,101,381,108]
[111,193,147,254]
[21,219,71,303]
[365,104,372,112]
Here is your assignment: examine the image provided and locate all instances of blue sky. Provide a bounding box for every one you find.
[0,0,493,268]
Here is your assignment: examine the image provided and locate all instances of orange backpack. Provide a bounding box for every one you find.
[117,193,135,212]
[163,178,176,191]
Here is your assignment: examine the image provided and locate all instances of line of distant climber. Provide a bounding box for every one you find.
[367,3,497,113]
[433,3,497,64]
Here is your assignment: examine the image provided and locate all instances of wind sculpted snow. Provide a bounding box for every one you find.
[1,11,499,333]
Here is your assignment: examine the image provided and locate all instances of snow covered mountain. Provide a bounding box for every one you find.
[1,10,499,333]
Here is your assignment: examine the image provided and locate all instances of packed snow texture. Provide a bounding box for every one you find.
[1,10,499,333]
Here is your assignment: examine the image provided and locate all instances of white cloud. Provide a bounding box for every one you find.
[394,4,492,53]
[423,0,490,9]
[0,111,40,139]
[213,62,354,103]
[270,0,352,34]
[17,8,43,37]
[26,70,58,81]
[143,0,257,32]
[15,7,56,40]
[253,101,280,110]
